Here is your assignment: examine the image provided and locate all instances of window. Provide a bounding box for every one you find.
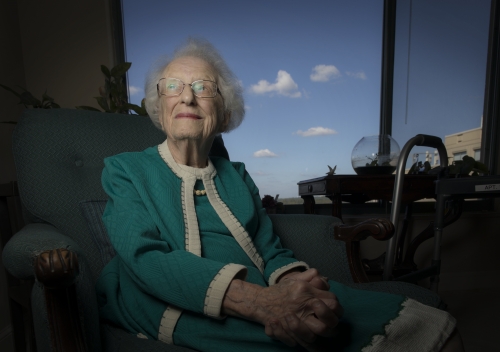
[453,151,467,161]
[122,0,495,201]
[122,0,383,200]
[388,0,491,169]
[474,149,481,160]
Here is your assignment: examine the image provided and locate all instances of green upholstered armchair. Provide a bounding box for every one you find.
[2,109,443,352]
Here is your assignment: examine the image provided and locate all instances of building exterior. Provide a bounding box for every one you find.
[408,121,482,169]
[444,123,482,163]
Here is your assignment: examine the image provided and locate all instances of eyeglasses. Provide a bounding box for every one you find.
[157,78,220,98]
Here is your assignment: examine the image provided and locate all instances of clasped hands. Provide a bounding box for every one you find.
[260,269,343,351]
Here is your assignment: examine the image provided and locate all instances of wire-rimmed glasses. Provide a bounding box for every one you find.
[157,78,219,98]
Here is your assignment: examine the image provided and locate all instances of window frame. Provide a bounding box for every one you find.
[379,0,498,175]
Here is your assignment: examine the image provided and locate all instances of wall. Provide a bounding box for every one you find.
[0,0,26,348]
[0,0,25,184]
[0,0,119,184]
[0,0,120,350]
[16,0,117,110]
[445,127,482,161]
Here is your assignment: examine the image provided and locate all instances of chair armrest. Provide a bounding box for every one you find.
[3,224,93,351]
[333,218,394,283]
[36,249,87,351]
[2,223,82,280]
[334,218,394,242]
[35,248,79,289]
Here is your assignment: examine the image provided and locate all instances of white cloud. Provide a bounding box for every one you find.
[250,70,301,98]
[310,65,341,82]
[129,85,142,95]
[253,149,278,157]
[253,170,270,176]
[346,71,367,80]
[295,127,338,137]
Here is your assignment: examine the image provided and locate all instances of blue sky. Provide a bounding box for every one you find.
[123,0,490,198]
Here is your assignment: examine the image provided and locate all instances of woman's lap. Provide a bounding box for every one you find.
[173,281,408,352]
[174,310,294,351]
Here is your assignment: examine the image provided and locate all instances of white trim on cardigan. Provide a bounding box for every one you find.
[204,263,248,318]
[204,176,265,274]
[156,140,267,340]
[268,261,310,286]
[158,140,265,272]
[158,305,183,344]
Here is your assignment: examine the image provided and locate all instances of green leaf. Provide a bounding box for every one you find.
[101,65,111,78]
[75,105,102,112]
[109,85,118,96]
[42,91,55,103]
[408,162,418,174]
[0,83,22,98]
[20,91,42,107]
[474,161,489,173]
[95,96,110,111]
[423,161,431,172]
[103,80,111,96]
[98,86,105,98]
[109,97,117,112]
[115,77,124,87]
[461,155,476,173]
[17,86,30,93]
[448,163,460,174]
[115,82,125,94]
[126,103,148,116]
[110,62,132,78]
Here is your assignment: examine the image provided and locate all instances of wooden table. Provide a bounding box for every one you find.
[297,174,437,220]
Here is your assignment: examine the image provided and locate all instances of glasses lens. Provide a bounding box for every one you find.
[161,78,183,96]
[192,80,217,97]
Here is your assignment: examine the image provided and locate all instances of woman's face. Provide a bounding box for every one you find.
[158,56,227,143]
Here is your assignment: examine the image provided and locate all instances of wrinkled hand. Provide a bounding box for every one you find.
[257,269,343,351]
[278,268,330,291]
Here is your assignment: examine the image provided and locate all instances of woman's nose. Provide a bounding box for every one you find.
[180,85,196,105]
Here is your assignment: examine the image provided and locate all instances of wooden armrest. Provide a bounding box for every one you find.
[334,218,394,242]
[34,248,86,351]
[333,218,394,283]
[35,248,79,289]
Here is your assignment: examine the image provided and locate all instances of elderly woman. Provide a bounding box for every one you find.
[96,39,462,351]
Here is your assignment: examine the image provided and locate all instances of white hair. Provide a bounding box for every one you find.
[144,38,245,132]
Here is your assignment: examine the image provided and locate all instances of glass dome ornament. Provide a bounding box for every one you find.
[351,135,400,175]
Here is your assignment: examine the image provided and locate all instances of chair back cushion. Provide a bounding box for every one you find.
[269,214,354,284]
[12,109,228,282]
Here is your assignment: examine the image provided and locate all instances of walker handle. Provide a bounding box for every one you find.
[414,134,444,149]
